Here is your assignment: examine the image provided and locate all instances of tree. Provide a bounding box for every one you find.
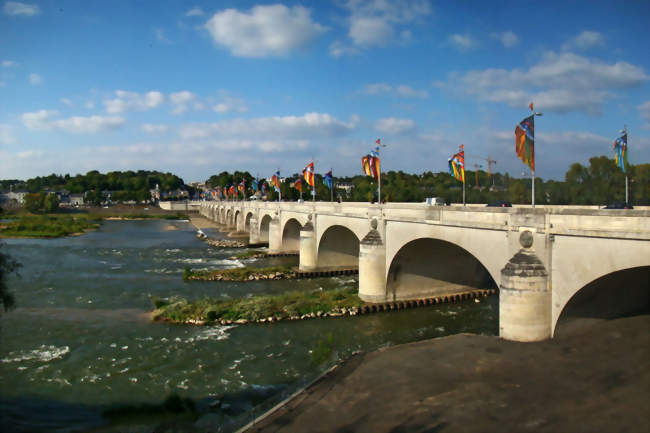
[44,193,60,212]
[24,192,45,213]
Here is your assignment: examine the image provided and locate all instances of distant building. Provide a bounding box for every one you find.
[69,194,84,206]
[1,190,28,204]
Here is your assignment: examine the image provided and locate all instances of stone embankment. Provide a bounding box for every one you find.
[205,239,247,248]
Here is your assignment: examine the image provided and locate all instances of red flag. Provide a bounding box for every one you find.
[376,138,381,145]
[529,102,534,111]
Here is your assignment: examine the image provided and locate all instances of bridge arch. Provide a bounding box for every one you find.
[282,218,302,252]
[386,237,498,301]
[219,208,226,224]
[317,225,360,268]
[259,214,272,243]
[234,210,242,229]
[244,212,253,231]
[554,265,649,336]
[226,209,234,227]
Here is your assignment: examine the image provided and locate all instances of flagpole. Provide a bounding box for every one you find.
[462,177,466,206]
[532,169,535,208]
[378,161,381,205]
[331,168,333,202]
[625,175,629,204]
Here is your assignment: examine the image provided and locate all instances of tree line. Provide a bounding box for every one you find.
[208,156,648,205]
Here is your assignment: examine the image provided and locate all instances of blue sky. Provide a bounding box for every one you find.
[1,0,649,182]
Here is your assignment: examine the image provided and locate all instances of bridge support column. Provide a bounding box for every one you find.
[249,216,260,244]
[236,213,245,232]
[299,219,317,271]
[268,217,282,252]
[499,230,551,342]
[358,220,386,302]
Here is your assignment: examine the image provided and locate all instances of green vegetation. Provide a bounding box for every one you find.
[0,215,99,238]
[151,286,364,324]
[93,212,189,220]
[183,265,295,281]
[232,250,267,259]
[24,192,60,213]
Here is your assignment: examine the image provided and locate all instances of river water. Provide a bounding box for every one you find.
[0,220,498,432]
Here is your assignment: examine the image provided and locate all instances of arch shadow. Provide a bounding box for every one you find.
[282,218,302,252]
[259,215,272,243]
[387,238,497,301]
[317,225,359,269]
[554,266,649,337]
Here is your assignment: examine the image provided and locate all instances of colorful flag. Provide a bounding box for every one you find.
[271,171,281,192]
[228,185,235,197]
[323,170,333,189]
[448,145,465,183]
[515,114,535,171]
[361,155,372,176]
[613,133,628,173]
[303,161,315,187]
[262,182,267,194]
[238,180,245,193]
[376,138,381,145]
[252,179,258,192]
[292,178,303,192]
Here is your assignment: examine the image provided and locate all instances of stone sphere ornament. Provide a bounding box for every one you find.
[519,230,534,248]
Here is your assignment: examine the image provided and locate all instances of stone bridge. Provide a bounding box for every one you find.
[198,201,650,342]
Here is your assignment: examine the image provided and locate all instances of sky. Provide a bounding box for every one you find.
[1,0,649,183]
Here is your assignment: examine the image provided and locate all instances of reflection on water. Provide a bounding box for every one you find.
[0,220,497,432]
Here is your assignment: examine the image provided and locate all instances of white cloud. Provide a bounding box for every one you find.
[438,51,648,114]
[21,110,125,133]
[3,1,40,16]
[185,6,204,17]
[563,30,605,51]
[104,90,165,114]
[204,4,326,57]
[169,91,197,115]
[639,100,650,129]
[213,95,248,113]
[179,112,358,140]
[361,83,428,99]
[491,31,519,48]
[349,17,392,47]
[0,123,16,144]
[142,123,169,134]
[2,60,16,67]
[333,0,431,56]
[449,33,476,50]
[60,98,73,106]
[28,72,41,85]
[375,117,415,134]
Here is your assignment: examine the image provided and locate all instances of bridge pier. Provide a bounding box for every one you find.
[358,221,387,302]
[249,215,261,244]
[499,230,551,342]
[299,219,317,271]
[268,217,282,252]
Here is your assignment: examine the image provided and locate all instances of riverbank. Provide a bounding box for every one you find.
[242,314,650,433]
[0,214,100,238]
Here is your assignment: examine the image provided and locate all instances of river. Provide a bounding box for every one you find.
[0,219,498,432]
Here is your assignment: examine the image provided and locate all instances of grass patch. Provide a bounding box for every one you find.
[0,214,99,238]
[152,286,364,324]
[183,265,295,281]
[232,250,267,260]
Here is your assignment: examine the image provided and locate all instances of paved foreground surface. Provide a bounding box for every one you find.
[246,315,649,433]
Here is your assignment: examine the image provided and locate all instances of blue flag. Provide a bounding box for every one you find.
[323,170,333,189]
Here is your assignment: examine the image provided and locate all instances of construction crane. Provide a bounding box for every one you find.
[467,155,497,185]
[472,164,482,188]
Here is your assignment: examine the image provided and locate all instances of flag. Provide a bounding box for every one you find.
[271,171,281,192]
[252,179,258,192]
[303,161,315,187]
[292,178,303,192]
[362,155,372,176]
[613,133,628,173]
[529,102,534,111]
[262,182,267,194]
[515,114,535,171]
[238,180,245,193]
[448,145,465,183]
[228,185,235,196]
[370,146,380,179]
[376,138,381,145]
[323,170,333,189]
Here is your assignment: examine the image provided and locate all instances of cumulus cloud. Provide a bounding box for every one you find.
[491,31,519,48]
[639,100,650,129]
[3,1,40,16]
[204,4,326,57]
[449,33,476,50]
[179,112,358,141]
[104,90,165,114]
[332,0,431,56]
[375,117,415,134]
[169,91,197,115]
[562,30,605,51]
[213,95,248,113]
[142,123,169,134]
[28,72,41,85]
[360,83,428,99]
[2,60,16,67]
[438,51,648,114]
[185,6,204,17]
[21,110,125,133]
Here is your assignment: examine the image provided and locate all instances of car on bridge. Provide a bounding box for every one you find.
[603,202,634,209]
[486,200,512,207]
